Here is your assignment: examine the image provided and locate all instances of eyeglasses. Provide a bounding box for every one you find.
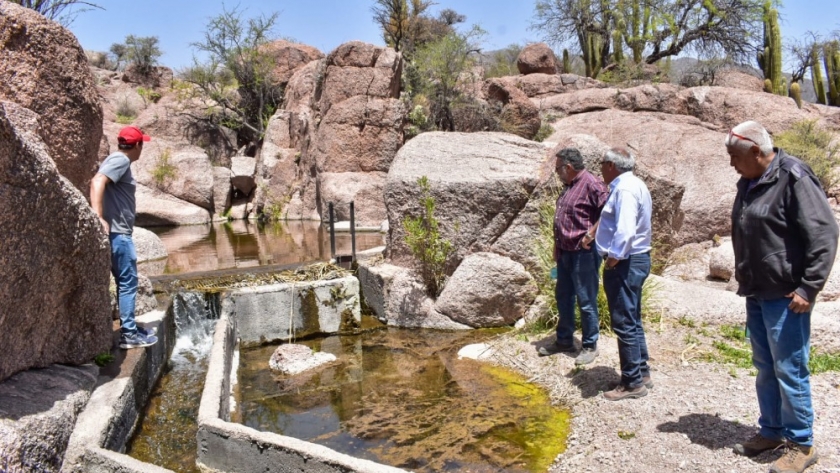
[728,130,759,147]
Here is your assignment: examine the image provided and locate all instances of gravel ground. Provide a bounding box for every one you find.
[488,318,840,473]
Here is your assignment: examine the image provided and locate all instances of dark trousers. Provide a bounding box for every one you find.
[555,246,602,349]
[603,252,651,388]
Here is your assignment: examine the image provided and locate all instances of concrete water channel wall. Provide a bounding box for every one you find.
[59,273,406,473]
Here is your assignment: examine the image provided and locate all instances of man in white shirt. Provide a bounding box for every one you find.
[594,147,653,401]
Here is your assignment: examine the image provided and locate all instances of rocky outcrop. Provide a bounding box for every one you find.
[316,42,401,116]
[132,145,215,210]
[212,166,232,218]
[0,102,111,382]
[230,156,257,196]
[485,79,541,140]
[262,40,325,86]
[319,172,388,225]
[135,183,211,226]
[0,3,103,193]
[385,132,547,272]
[711,69,764,92]
[548,109,728,245]
[435,253,538,327]
[516,43,558,75]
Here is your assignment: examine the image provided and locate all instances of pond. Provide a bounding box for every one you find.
[234,327,570,473]
[139,220,385,276]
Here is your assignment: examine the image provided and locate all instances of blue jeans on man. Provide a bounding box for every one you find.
[110,233,138,336]
[602,252,651,388]
[745,296,813,446]
[555,246,601,350]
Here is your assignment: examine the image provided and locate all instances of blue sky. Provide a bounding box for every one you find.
[67,1,840,71]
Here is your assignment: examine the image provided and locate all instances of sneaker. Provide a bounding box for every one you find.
[137,325,157,337]
[538,342,576,356]
[575,347,599,365]
[643,375,654,389]
[603,384,648,401]
[733,433,785,457]
[770,443,818,473]
[119,331,158,349]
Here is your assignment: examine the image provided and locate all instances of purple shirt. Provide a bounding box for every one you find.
[554,169,609,253]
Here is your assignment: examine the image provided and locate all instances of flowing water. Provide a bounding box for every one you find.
[140,220,385,276]
[235,328,570,473]
[126,292,219,473]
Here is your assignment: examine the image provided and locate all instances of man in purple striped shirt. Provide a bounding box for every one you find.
[538,148,609,365]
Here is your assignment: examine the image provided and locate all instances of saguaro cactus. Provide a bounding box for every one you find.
[826,41,840,106]
[562,49,571,74]
[757,1,785,96]
[790,82,802,109]
[811,43,827,105]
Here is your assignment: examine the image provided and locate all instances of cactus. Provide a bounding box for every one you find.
[612,29,624,64]
[583,32,603,78]
[562,49,570,74]
[826,41,840,106]
[764,78,773,94]
[811,43,826,105]
[790,82,802,109]
[758,1,785,96]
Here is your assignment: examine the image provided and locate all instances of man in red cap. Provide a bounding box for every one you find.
[90,126,158,349]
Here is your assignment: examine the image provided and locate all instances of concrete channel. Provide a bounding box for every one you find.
[60,270,407,473]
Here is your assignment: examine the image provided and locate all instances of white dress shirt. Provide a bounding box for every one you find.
[595,172,652,260]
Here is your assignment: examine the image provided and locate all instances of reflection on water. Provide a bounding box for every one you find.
[235,328,570,473]
[139,220,385,276]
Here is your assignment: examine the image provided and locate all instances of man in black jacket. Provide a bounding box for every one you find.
[727,121,838,473]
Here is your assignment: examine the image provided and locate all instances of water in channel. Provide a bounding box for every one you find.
[140,220,385,276]
[126,292,219,473]
[235,327,570,473]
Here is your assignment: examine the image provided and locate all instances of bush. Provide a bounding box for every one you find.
[152,149,177,186]
[403,176,453,296]
[773,119,840,192]
[124,35,162,75]
[137,87,162,107]
[532,121,554,143]
[115,96,136,124]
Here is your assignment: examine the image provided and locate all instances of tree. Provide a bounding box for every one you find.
[109,42,127,71]
[371,0,433,55]
[484,43,523,78]
[9,0,102,26]
[414,26,485,131]
[531,0,766,78]
[123,35,162,75]
[180,5,282,150]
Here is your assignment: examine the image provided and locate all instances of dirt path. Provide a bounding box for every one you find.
[489,320,840,473]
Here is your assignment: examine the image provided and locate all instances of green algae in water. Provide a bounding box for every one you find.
[236,328,570,472]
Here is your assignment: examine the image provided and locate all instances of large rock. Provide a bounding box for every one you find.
[0,364,98,472]
[230,156,257,196]
[135,183,211,226]
[212,166,232,218]
[709,239,735,281]
[132,145,214,210]
[711,69,764,92]
[313,96,405,173]
[385,132,546,271]
[435,253,538,327]
[319,172,388,226]
[0,102,111,382]
[261,40,324,86]
[132,227,167,263]
[485,79,541,139]
[516,43,558,75]
[0,3,103,193]
[548,109,732,245]
[268,344,336,375]
[317,42,402,115]
[489,73,606,100]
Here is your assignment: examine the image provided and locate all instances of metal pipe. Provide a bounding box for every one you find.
[328,202,336,261]
[350,201,356,263]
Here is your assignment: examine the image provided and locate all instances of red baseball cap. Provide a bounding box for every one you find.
[117,126,151,145]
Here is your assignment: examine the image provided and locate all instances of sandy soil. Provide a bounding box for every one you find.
[488,319,840,473]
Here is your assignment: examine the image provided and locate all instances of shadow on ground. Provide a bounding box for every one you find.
[657,413,781,464]
[567,365,621,398]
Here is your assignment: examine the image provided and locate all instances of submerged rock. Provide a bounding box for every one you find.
[269,343,336,375]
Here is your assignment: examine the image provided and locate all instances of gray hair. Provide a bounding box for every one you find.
[603,147,635,173]
[556,147,585,170]
[725,120,774,156]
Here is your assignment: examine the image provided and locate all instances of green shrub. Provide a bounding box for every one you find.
[137,87,162,106]
[773,119,840,192]
[115,96,136,124]
[533,121,554,143]
[403,176,452,297]
[152,148,177,186]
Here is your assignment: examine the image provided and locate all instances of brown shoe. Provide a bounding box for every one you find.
[733,433,785,457]
[770,443,818,473]
[603,384,648,401]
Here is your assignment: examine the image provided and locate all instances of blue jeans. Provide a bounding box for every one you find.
[110,233,138,336]
[745,296,813,446]
[602,252,650,388]
[555,246,601,349]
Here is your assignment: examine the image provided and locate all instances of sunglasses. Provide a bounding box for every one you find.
[728,130,759,147]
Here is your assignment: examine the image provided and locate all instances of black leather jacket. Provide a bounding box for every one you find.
[731,148,839,302]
